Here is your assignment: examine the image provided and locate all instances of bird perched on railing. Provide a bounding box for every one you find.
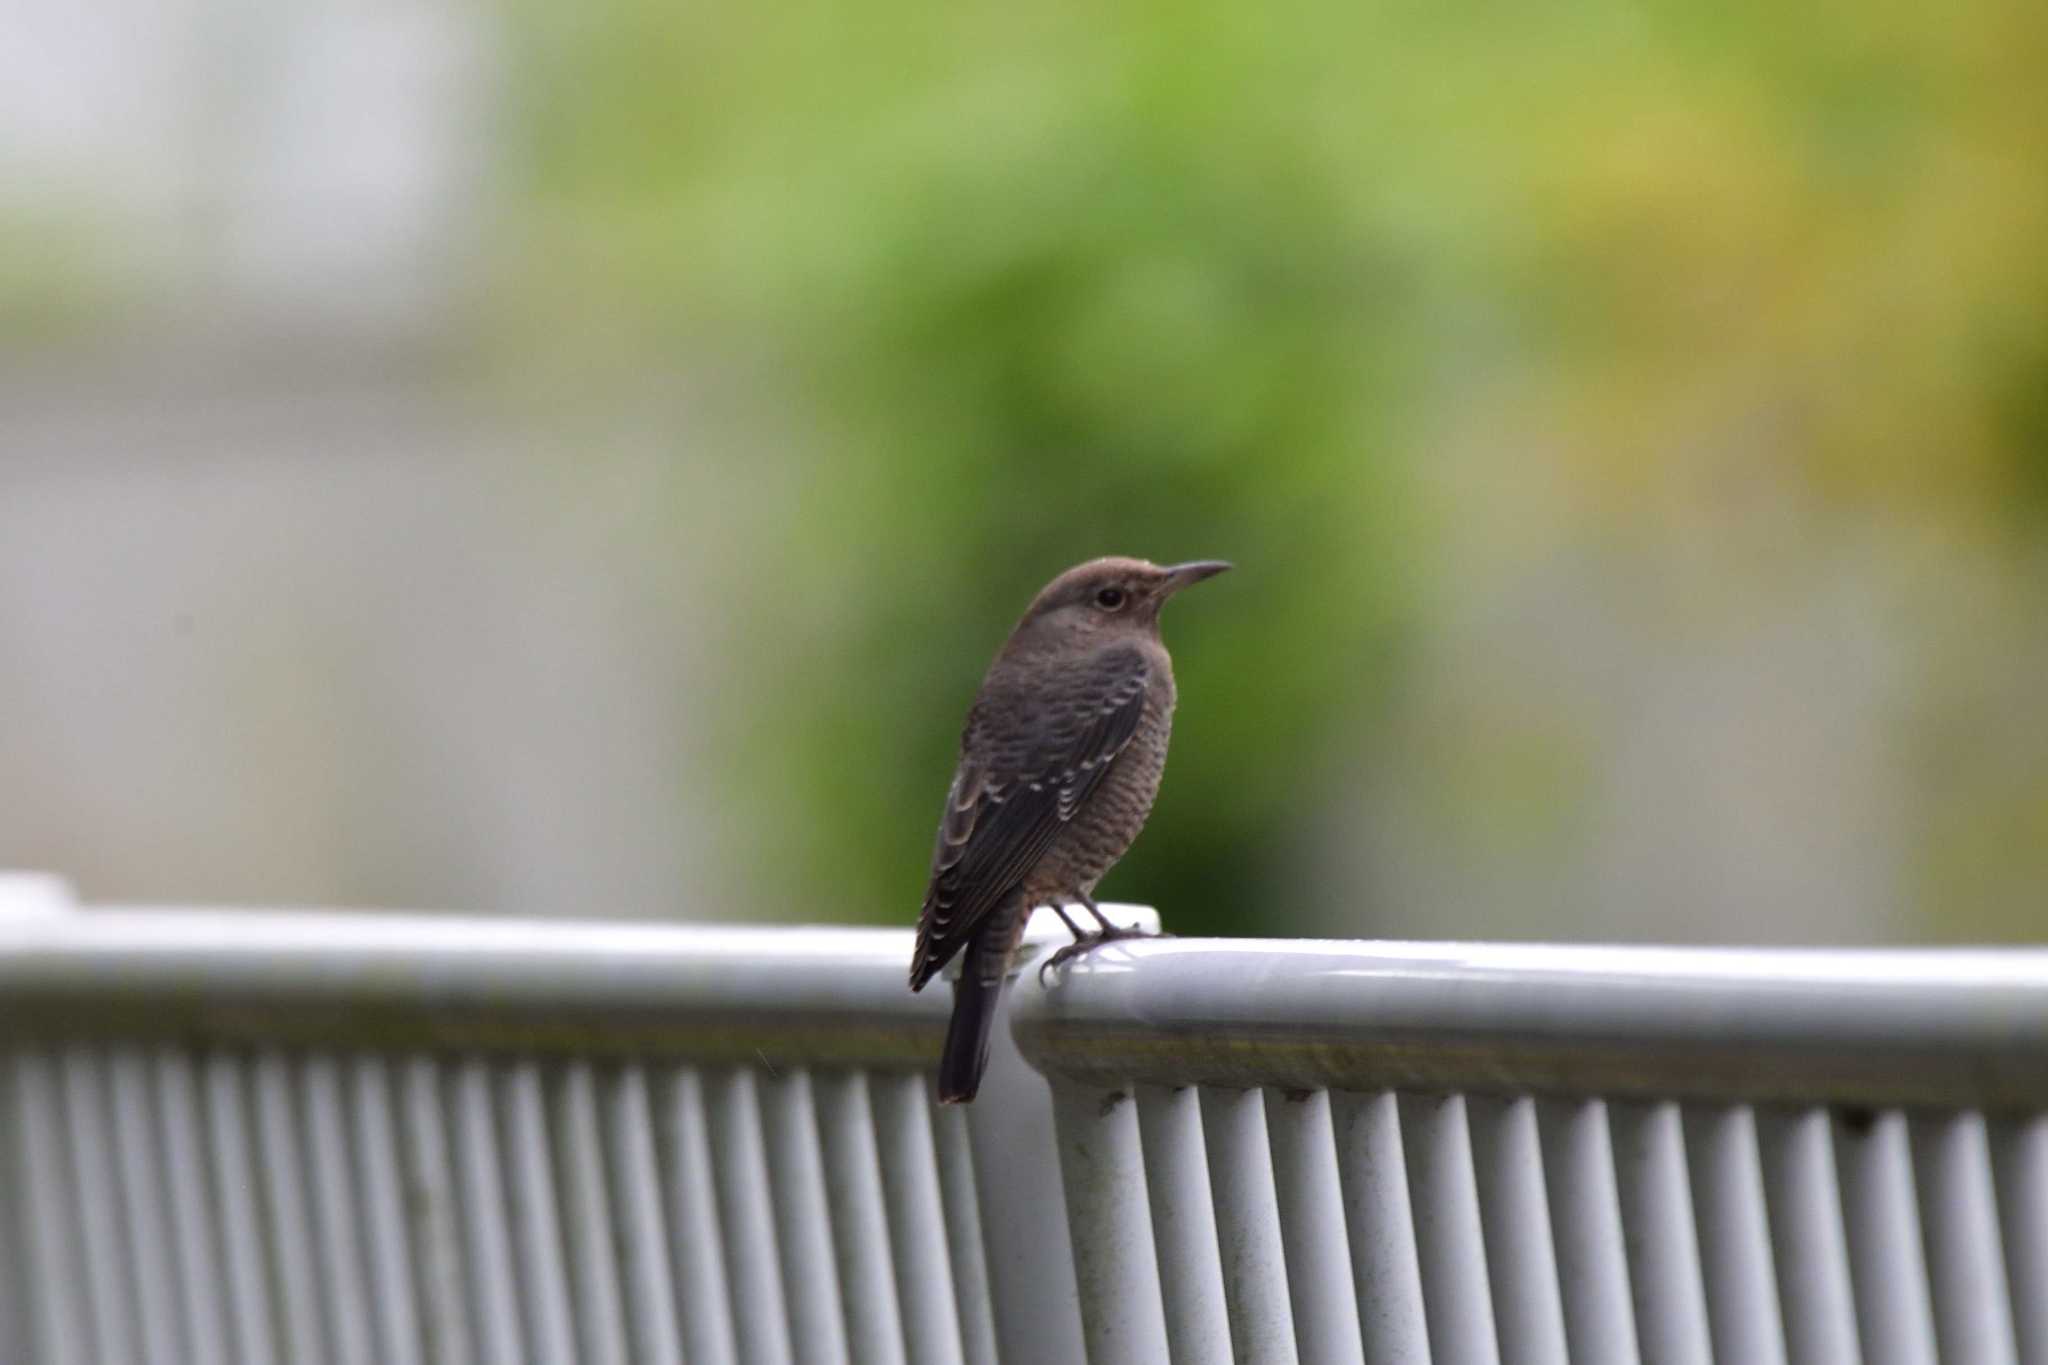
[909,555,1231,1102]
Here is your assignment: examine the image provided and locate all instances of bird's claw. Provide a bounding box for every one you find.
[1037,939,1094,981]
[1036,923,1170,984]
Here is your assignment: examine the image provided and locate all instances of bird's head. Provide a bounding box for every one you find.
[1006,556,1232,652]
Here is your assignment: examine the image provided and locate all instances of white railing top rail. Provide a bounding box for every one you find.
[0,882,953,1067]
[1013,937,2048,1112]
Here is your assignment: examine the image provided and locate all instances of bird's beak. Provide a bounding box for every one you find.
[1159,560,1234,594]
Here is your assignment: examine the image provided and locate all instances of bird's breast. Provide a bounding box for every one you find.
[1030,690,1175,896]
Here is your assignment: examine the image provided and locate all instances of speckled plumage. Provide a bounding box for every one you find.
[911,555,1228,1102]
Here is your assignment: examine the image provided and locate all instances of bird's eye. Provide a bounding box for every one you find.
[1094,586,1127,610]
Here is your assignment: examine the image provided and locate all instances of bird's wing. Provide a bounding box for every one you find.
[909,645,1151,989]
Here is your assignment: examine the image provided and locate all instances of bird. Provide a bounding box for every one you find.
[910,555,1231,1102]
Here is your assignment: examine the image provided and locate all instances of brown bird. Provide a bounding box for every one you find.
[910,555,1231,1102]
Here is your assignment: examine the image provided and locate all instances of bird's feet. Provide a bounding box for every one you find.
[1037,922,1172,983]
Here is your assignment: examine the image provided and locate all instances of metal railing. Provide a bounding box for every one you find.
[6,871,2046,1365]
[1012,937,2048,1365]
[0,876,1091,1365]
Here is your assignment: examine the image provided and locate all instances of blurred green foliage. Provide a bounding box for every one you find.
[500,0,2048,934]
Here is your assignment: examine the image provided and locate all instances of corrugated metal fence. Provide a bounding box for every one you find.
[4,874,2046,1364]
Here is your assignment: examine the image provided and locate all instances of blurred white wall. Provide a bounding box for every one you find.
[0,0,734,915]
[0,365,720,914]
[0,0,494,332]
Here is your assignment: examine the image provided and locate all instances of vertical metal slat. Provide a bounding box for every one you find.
[1535,1098,1639,1364]
[706,1067,798,1365]
[812,1070,910,1365]
[253,1051,329,1365]
[1757,1109,1861,1365]
[398,1056,476,1365]
[1266,1087,1368,1365]
[106,1047,183,1365]
[1466,1095,1568,1365]
[1910,1111,2018,1365]
[1330,1091,1432,1365]
[1611,1100,1714,1365]
[1682,1105,1787,1365]
[1049,1078,1172,1365]
[963,1000,1088,1365]
[1401,1093,1502,1365]
[658,1067,741,1365]
[601,1064,686,1365]
[1134,1083,1232,1365]
[451,1056,527,1365]
[872,1070,969,1365]
[1201,1086,1301,1365]
[62,1045,141,1365]
[930,1098,1000,1365]
[554,1062,631,1365]
[350,1056,425,1365]
[153,1050,229,1365]
[502,1060,578,1363]
[1833,1109,1938,1365]
[204,1053,279,1365]
[1991,1116,2048,1365]
[13,1050,90,1365]
[0,1052,18,1365]
[759,1068,852,1365]
[301,1053,376,1365]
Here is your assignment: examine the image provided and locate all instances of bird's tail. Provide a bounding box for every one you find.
[937,964,1004,1103]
